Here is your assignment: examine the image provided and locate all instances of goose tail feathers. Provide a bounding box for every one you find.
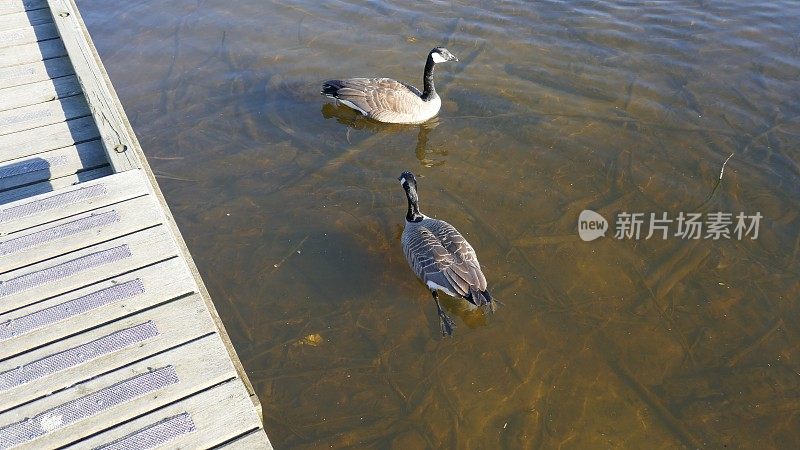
[321,80,344,97]
[468,288,499,313]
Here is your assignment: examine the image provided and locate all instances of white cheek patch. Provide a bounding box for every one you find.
[399,177,406,185]
[431,52,447,63]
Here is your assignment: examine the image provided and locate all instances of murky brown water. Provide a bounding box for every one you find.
[77,0,800,448]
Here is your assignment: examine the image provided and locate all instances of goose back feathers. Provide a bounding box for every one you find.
[399,171,494,309]
[321,47,457,124]
[401,217,492,307]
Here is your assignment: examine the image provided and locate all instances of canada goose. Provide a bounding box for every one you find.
[321,47,458,124]
[398,171,496,335]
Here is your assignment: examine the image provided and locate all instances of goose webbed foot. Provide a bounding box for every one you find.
[438,310,456,336]
[432,291,455,336]
[484,298,505,315]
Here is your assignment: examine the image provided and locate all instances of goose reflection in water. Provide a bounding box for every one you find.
[320,102,445,167]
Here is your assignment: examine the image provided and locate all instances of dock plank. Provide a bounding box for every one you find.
[0,294,215,412]
[0,55,73,89]
[0,1,49,16]
[0,225,177,315]
[0,140,106,192]
[50,2,265,425]
[0,169,148,234]
[0,23,58,50]
[50,0,139,171]
[0,257,195,361]
[0,38,66,69]
[64,380,265,450]
[0,75,82,112]
[0,116,100,165]
[221,429,276,449]
[0,94,89,136]
[0,165,112,205]
[0,0,269,442]
[0,195,162,272]
[0,333,237,449]
[0,9,52,32]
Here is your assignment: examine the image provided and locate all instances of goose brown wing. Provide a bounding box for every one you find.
[324,77,423,120]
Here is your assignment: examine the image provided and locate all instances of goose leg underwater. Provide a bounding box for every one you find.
[398,171,498,336]
[432,290,457,336]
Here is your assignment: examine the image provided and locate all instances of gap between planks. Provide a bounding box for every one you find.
[0,37,66,69]
[0,1,49,17]
[0,22,59,50]
[0,169,149,235]
[0,115,101,162]
[0,75,82,112]
[0,194,163,273]
[0,93,90,136]
[0,256,196,362]
[0,140,107,193]
[0,224,179,315]
[0,8,53,33]
[0,165,112,206]
[0,55,73,90]
[64,380,267,450]
[0,293,216,412]
[0,333,240,449]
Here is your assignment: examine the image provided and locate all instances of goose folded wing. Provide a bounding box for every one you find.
[334,78,422,117]
[410,228,484,297]
[428,221,487,290]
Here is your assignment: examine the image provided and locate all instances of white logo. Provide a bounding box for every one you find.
[578,210,608,241]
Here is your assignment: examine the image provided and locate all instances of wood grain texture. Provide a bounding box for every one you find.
[0,93,89,135]
[47,0,264,420]
[0,194,162,272]
[221,429,276,450]
[0,165,112,205]
[0,23,58,50]
[65,380,268,450]
[48,0,141,172]
[0,169,147,234]
[0,2,268,440]
[0,333,238,449]
[0,75,81,112]
[0,294,215,411]
[0,224,178,314]
[0,38,65,69]
[0,115,100,161]
[0,140,106,192]
[0,1,49,16]
[0,55,73,90]
[0,257,195,360]
[0,8,52,32]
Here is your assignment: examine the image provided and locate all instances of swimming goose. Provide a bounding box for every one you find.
[398,171,496,335]
[321,47,458,124]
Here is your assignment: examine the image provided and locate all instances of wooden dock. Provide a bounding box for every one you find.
[0,1,272,448]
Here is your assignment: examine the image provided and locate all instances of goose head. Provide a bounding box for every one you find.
[430,47,458,64]
[398,171,417,188]
[399,171,420,203]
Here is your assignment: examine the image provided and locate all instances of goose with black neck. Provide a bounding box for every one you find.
[321,47,458,124]
[398,171,498,336]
